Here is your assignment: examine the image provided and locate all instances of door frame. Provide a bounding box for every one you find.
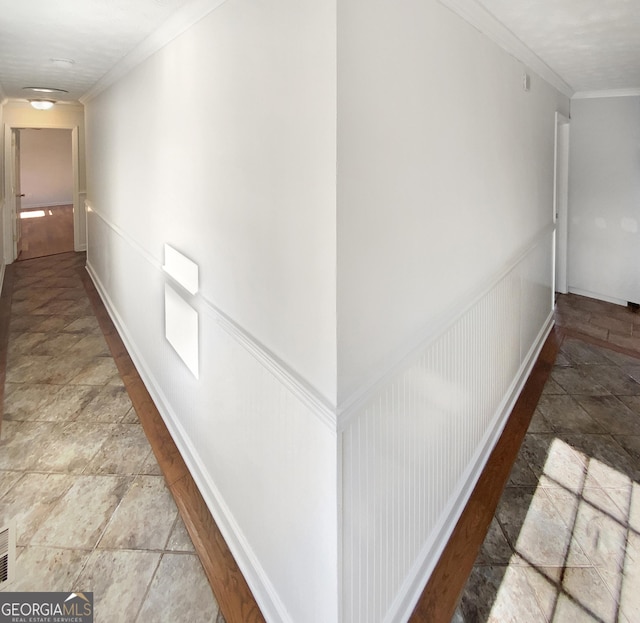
[3,123,80,264]
[553,112,570,296]
[10,129,22,259]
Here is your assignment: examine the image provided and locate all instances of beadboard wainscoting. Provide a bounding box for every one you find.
[339,227,555,623]
[87,200,554,622]
[86,205,339,623]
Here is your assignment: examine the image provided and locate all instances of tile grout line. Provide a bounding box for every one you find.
[0,254,194,613]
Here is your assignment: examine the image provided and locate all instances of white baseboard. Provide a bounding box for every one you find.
[568,287,628,307]
[21,201,73,210]
[85,261,290,623]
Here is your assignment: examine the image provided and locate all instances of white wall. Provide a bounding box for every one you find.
[337,0,569,401]
[84,0,569,620]
[2,103,85,189]
[85,0,338,621]
[568,95,640,305]
[19,128,73,208]
[337,0,568,619]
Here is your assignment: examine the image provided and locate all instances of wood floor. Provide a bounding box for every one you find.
[17,204,74,261]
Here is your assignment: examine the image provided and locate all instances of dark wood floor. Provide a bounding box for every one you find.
[18,204,74,261]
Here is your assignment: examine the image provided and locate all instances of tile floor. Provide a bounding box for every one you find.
[0,252,225,623]
[455,299,640,622]
[4,253,639,623]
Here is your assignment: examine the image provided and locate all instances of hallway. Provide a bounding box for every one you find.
[0,252,225,622]
[2,250,640,622]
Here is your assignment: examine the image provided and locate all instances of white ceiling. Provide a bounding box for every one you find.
[474,0,640,93]
[0,0,192,102]
[0,0,638,103]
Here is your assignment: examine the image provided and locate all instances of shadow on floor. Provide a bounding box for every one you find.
[455,337,640,623]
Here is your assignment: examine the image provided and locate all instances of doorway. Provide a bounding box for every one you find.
[15,128,74,260]
[3,123,81,265]
[554,112,570,296]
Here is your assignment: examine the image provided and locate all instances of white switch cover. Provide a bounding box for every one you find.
[165,284,199,379]
[163,244,199,294]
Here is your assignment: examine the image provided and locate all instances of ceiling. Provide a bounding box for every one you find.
[475,0,640,93]
[0,0,638,104]
[0,0,192,103]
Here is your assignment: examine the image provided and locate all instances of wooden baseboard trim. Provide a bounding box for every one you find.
[409,326,563,622]
[81,269,265,623]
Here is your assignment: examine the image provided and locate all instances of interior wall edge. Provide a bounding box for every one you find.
[84,259,290,623]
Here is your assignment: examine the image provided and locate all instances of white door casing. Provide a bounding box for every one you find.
[554,112,570,295]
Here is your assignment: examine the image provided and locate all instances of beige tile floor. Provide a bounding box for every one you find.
[6,255,638,623]
[0,253,225,623]
[455,298,640,622]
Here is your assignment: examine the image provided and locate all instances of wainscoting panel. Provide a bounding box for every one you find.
[340,229,554,622]
[86,206,339,623]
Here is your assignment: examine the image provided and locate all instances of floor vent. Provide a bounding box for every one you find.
[0,521,16,588]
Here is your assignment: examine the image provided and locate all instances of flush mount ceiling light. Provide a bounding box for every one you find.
[22,86,68,94]
[50,58,75,68]
[29,99,55,110]
[23,87,68,110]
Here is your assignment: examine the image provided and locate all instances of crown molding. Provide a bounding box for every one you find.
[80,0,230,104]
[572,88,640,100]
[437,0,574,98]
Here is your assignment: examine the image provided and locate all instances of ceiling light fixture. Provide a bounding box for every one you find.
[23,87,68,94]
[29,100,55,110]
[50,58,75,68]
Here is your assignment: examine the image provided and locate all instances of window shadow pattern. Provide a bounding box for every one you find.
[455,337,640,623]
